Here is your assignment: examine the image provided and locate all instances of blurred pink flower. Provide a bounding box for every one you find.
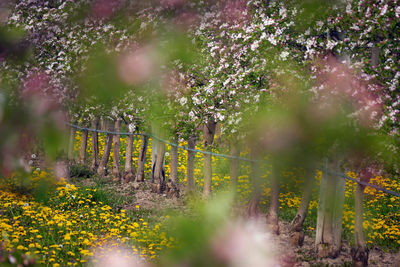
[54,161,69,179]
[118,45,156,85]
[20,71,67,128]
[174,11,198,30]
[92,246,147,267]
[91,0,121,20]
[211,219,280,267]
[260,119,303,154]
[314,54,383,127]
[21,72,50,96]
[160,0,185,8]
[220,0,250,25]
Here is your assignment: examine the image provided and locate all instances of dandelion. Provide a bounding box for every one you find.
[80,249,90,256]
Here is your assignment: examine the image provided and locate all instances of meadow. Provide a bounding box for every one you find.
[73,131,400,250]
[0,132,399,266]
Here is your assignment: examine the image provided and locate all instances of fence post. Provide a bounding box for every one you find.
[91,117,100,171]
[151,137,158,183]
[203,120,217,197]
[186,134,197,192]
[247,147,261,217]
[316,157,345,258]
[79,124,88,164]
[229,138,239,190]
[68,125,76,160]
[169,136,178,185]
[97,119,114,176]
[136,134,148,182]
[112,118,122,180]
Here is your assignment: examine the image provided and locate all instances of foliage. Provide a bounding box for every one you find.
[69,164,94,179]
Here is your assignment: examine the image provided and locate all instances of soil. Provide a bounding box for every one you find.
[77,177,185,211]
[129,183,400,266]
[123,181,183,211]
[272,221,400,266]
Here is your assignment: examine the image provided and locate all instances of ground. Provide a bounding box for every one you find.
[273,222,400,267]
[72,176,400,266]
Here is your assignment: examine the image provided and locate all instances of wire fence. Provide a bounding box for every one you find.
[67,123,256,162]
[68,122,400,198]
[328,170,400,198]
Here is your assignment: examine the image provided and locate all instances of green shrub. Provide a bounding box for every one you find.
[69,164,94,178]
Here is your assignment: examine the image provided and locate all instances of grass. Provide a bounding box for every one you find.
[0,170,175,266]
[2,134,397,265]
[69,176,127,209]
[69,170,183,229]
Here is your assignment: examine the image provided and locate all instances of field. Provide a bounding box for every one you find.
[1,133,399,266]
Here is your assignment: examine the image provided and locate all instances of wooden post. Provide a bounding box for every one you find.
[151,137,158,183]
[136,134,148,182]
[290,168,315,246]
[91,117,100,171]
[153,141,166,193]
[352,182,369,266]
[247,147,261,217]
[112,119,122,180]
[229,138,239,190]
[170,136,178,185]
[266,165,280,235]
[68,126,76,160]
[166,136,180,198]
[79,127,88,164]
[97,119,114,176]
[151,124,161,183]
[203,120,217,196]
[316,158,345,258]
[186,134,197,192]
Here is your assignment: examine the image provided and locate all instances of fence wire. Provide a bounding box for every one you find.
[327,170,400,198]
[67,123,256,162]
[68,122,400,198]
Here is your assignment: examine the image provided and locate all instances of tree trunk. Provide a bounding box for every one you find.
[203,120,217,197]
[187,134,197,192]
[123,121,135,182]
[351,183,369,267]
[152,141,165,193]
[68,126,76,160]
[151,135,159,183]
[112,119,122,181]
[247,147,261,218]
[266,166,280,235]
[316,158,345,258]
[167,136,180,198]
[100,118,106,131]
[290,169,314,246]
[79,127,88,164]
[170,137,178,184]
[97,120,114,176]
[136,134,148,182]
[91,117,100,172]
[229,139,239,190]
